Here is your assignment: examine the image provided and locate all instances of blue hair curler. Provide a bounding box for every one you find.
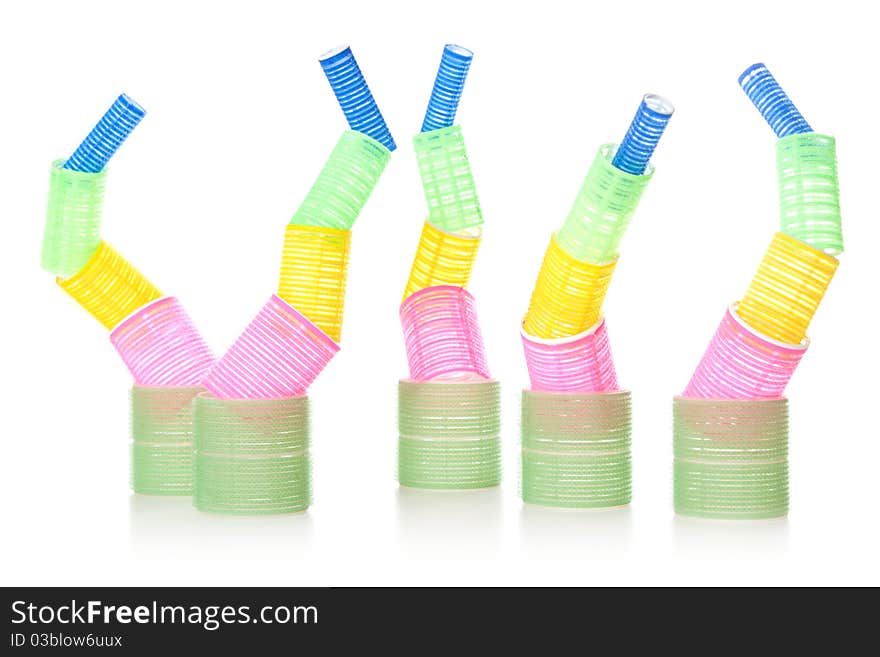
[65,94,145,173]
[611,94,674,176]
[319,45,396,151]
[738,63,812,138]
[421,44,473,133]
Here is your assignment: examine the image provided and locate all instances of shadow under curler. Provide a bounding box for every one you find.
[395,486,503,559]
[518,504,633,559]
[128,495,315,561]
[672,514,790,557]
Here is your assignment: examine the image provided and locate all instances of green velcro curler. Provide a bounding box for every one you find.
[521,451,631,509]
[520,390,632,508]
[397,379,501,489]
[776,133,843,256]
[674,460,789,520]
[41,160,106,278]
[398,436,501,490]
[412,125,483,234]
[673,396,789,519]
[556,144,653,264]
[193,395,311,514]
[130,386,203,496]
[290,130,391,231]
[399,379,500,438]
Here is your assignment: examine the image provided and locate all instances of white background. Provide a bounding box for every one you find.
[1,0,877,586]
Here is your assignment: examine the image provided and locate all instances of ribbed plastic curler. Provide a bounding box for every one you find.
[132,443,194,496]
[203,295,339,400]
[556,144,654,264]
[777,133,843,255]
[738,63,812,138]
[398,436,501,490]
[403,220,480,300]
[131,386,204,495]
[683,304,808,400]
[737,232,839,344]
[673,396,789,519]
[195,395,310,454]
[412,125,483,234]
[41,160,106,278]
[399,379,500,439]
[521,318,619,393]
[521,451,632,509]
[521,390,631,508]
[110,297,215,386]
[290,130,391,231]
[398,380,501,489]
[612,94,674,176]
[319,46,396,151]
[400,285,490,381]
[277,224,351,343]
[421,44,474,133]
[674,460,789,519]
[673,396,789,462]
[57,241,162,330]
[522,235,617,339]
[194,394,311,514]
[65,94,146,173]
[521,390,631,453]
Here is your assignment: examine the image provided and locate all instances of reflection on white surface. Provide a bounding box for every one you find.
[396,487,503,559]
[519,504,634,558]
[129,495,314,560]
[672,515,790,556]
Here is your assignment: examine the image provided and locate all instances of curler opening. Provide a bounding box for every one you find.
[444,43,473,59]
[643,93,675,117]
[318,44,350,62]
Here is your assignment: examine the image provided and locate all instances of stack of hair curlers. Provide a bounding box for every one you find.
[520,95,673,508]
[41,95,216,498]
[397,45,501,490]
[675,63,843,519]
[195,45,393,514]
[44,45,394,514]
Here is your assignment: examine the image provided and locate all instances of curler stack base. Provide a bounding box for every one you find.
[398,380,501,490]
[521,390,632,508]
[131,386,204,496]
[193,395,311,515]
[673,396,789,520]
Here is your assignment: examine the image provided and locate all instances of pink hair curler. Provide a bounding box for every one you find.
[203,294,340,399]
[110,297,215,386]
[521,318,619,393]
[400,285,489,382]
[683,303,808,400]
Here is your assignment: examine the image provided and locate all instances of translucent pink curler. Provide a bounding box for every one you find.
[400,285,489,382]
[683,303,808,400]
[110,297,215,386]
[203,294,340,399]
[521,318,620,393]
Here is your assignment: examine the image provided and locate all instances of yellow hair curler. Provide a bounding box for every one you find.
[277,224,351,343]
[738,232,838,344]
[57,241,162,330]
[403,220,480,300]
[523,234,617,339]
